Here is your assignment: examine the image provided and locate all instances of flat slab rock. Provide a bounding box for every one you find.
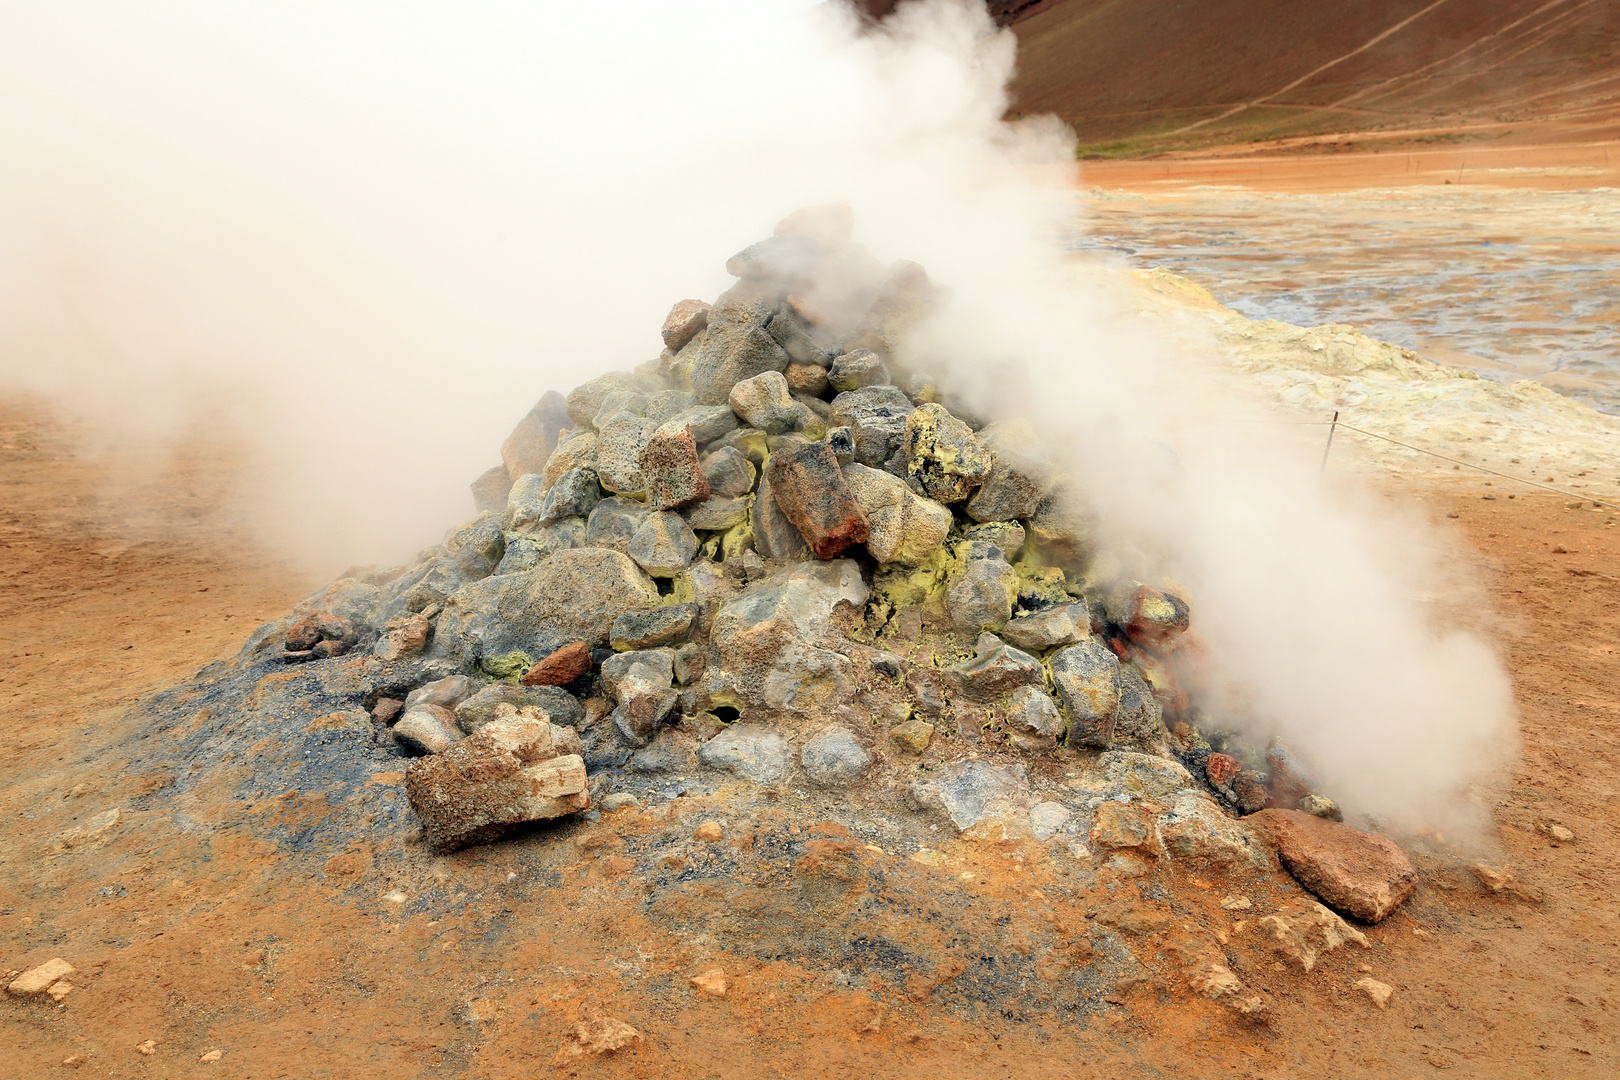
[1247,808,1418,922]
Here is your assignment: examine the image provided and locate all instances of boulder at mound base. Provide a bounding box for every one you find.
[1247,809,1418,922]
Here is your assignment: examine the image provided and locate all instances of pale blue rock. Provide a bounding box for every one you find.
[698,726,791,784]
[799,726,873,787]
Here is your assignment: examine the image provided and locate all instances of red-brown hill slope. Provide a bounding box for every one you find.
[1005,0,1620,152]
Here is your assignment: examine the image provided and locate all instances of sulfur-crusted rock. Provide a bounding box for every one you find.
[1000,601,1088,653]
[827,349,889,392]
[1004,685,1065,739]
[585,497,651,552]
[942,633,1043,704]
[1247,809,1419,922]
[538,467,604,525]
[640,427,710,511]
[890,718,935,751]
[662,299,710,352]
[628,512,698,578]
[1111,584,1190,646]
[1050,639,1121,749]
[800,726,873,787]
[698,725,790,783]
[728,370,799,434]
[904,403,991,503]
[394,704,465,755]
[497,520,584,574]
[405,713,589,851]
[595,414,655,496]
[841,463,951,566]
[766,441,869,559]
[611,603,697,651]
[601,648,678,745]
[947,553,1016,633]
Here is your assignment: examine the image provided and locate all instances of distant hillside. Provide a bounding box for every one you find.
[1003,0,1620,155]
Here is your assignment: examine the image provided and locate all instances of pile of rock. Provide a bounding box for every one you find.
[238,206,1411,922]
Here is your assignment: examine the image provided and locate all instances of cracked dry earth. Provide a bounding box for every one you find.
[2,400,1616,1078]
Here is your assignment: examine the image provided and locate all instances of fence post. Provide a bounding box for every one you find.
[1320,410,1339,473]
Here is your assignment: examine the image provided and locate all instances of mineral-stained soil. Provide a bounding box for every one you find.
[3,393,1617,1078]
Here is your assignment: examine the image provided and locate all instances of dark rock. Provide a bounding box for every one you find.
[312,639,351,659]
[538,467,603,525]
[829,384,913,468]
[766,441,869,559]
[682,495,752,531]
[965,445,1056,523]
[1050,640,1121,749]
[752,467,809,562]
[610,604,698,651]
[373,697,404,725]
[1113,667,1165,746]
[947,555,1016,633]
[1112,584,1190,646]
[627,512,698,577]
[827,349,889,392]
[585,497,651,552]
[942,633,1042,703]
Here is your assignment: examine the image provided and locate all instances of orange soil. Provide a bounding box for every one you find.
[3,394,1618,1077]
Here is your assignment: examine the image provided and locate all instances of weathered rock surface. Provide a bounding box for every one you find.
[455,683,583,732]
[947,553,1016,633]
[1000,602,1088,653]
[538,467,604,525]
[799,726,872,787]
[567,373,640,430]
[520,641,593,687]
[1099,750,1194,800]
[1257,903,1370,971]
[766,442,869,559]
[1004,685,1065,739]
[601,648,678,745]
[841,462,950,566]
[1248,809,1419,922]
[610,604,697,652]
[828,385,913,468]
[502,391,572,479]
[585,496,650,552]
[908,759,1031,833]
[1156,791,1271,870]
[752,468,810,562]
[964,445,1055,523]
[701,446,756,498]
[692,322,790,406]
[827,349,889,392]
[661,299,710,352]
[1050,640,1121,748]
[904,403,991,503]
[942,633,1042,704]
[698,726,790,783]
[627,512,698,577]
[639,427,710,511]
[729,370,799,434]
[405,712,590,851]
[394,704,465,755]
[708,561,867,712]
[595,414,655,496]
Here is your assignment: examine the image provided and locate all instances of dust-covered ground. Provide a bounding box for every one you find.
[3,382,1617,1080]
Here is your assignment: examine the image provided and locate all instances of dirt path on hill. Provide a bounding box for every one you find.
[2,399,1616,1078]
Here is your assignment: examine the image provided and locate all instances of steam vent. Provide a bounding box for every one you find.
[166,206,1421,1021]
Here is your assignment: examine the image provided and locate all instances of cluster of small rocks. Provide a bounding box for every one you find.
[240,206,1412,924]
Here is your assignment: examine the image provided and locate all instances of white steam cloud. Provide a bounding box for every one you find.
[0,0,1516,834]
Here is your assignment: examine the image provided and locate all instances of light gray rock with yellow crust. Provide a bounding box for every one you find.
[1050,639,1121,749]
[841,462,951,566]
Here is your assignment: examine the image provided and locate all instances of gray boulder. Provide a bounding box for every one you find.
[595,413,655,496]
[942,633,1042,703]
[1099,750,1195,800]
[627,512,698,577]
[728,370,799,434]
[903,403,991,503]
[829,385,913,468]
[610,603,698,651]
[646,389,697,423]
[908,759,1031,833]
[501,390,571,479]
[394,704,465,755]
[827,349,889,392]
[1050,639,1121,749]
[1000,601,1089,653]
[454,683,584,733]
[691,322,790,406]
[841,463,950,566]
[800,726,873,787]
[591,390,647,431]
[585,497,651,552]
[601,648,678,745]
[537,467,603,525]
[1156,790,1271,870]
[539,431,598,490]
[702,446,757,497]
[947,554,1016,633]
[965,445,1056,523]
[496,520,584,575]
[698,726,791,784]
[505,473,548,531]
[682,494,752,531]
[405,675,482,712]
[1112,667,1166,747]
[665,405,739,444]
[566,373,640,430]
[1004,685,1065,738]
[752,468,810,562]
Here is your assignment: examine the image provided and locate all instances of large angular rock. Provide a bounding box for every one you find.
[702,446,757,497]
[601,648,678,745]
[627,512,698,577]
[646,389,697,424]
[683,494,752,531]
[471,466,514,514]
[827,349,889,392]
[404,675,481,712]
[691,322,790,406]
[908,759,1031,833]
[751,468,809,562]
[566,373,640,430]
[664,405,738,444]
[728,370,800,434]
[1004,685,1064,738]
[840,463,950,566]
[1099,750,1195,800]
[698,725,791,783]
[496,520,584,575]
[519,641,593,687]
[538,467,603,525]
[501,391,572,479]
[662,299,710,352]
[766,441,869,559]
[829,385,913,468]
[505,473,549,531]
[965,445,1056,523]
[583,497,649,553]
[1000,601,1089,653]
[1115,585,1191,646]
[947,554,1016,633]
[405,713,590,851]
[785,361,831,397]
[903,403,991,503]
[432,547,659,662]
[540,431,599,490]
[595,413,655,496]
[1112,667,1165,746]
[640,427,710,511]
[708,561,867,711]
[1050,639,1122,749]
[394,704,465,755]
[942,633,1042,703]
[725,233,827,290]
[611,603,698,651]
[1157,791,1271,870]
[1247,809,1419,923]
[800,726,873,787]
[454,683,584,733]
[591,390,647,430]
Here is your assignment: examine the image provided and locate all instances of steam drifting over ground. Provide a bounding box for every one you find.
[0,1,1515,834]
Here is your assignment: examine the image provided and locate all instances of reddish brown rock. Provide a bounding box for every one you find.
[639,427,710,511]
[1247,809,1418,923]
[765,441,869,559]
[311,638,351,659]
[1121,585,1190,646]
[1231,770,1271,815]
[522,641,593,687]
[405,711,590,852]
[372,697,404,725]
[1265,742,1319,809]
[1205,752,1241,787]
[285,613,321,651]
[375,613,430,662]
[661,299,710,352]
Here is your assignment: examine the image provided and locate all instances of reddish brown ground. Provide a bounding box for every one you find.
[3,381,1617,1077]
